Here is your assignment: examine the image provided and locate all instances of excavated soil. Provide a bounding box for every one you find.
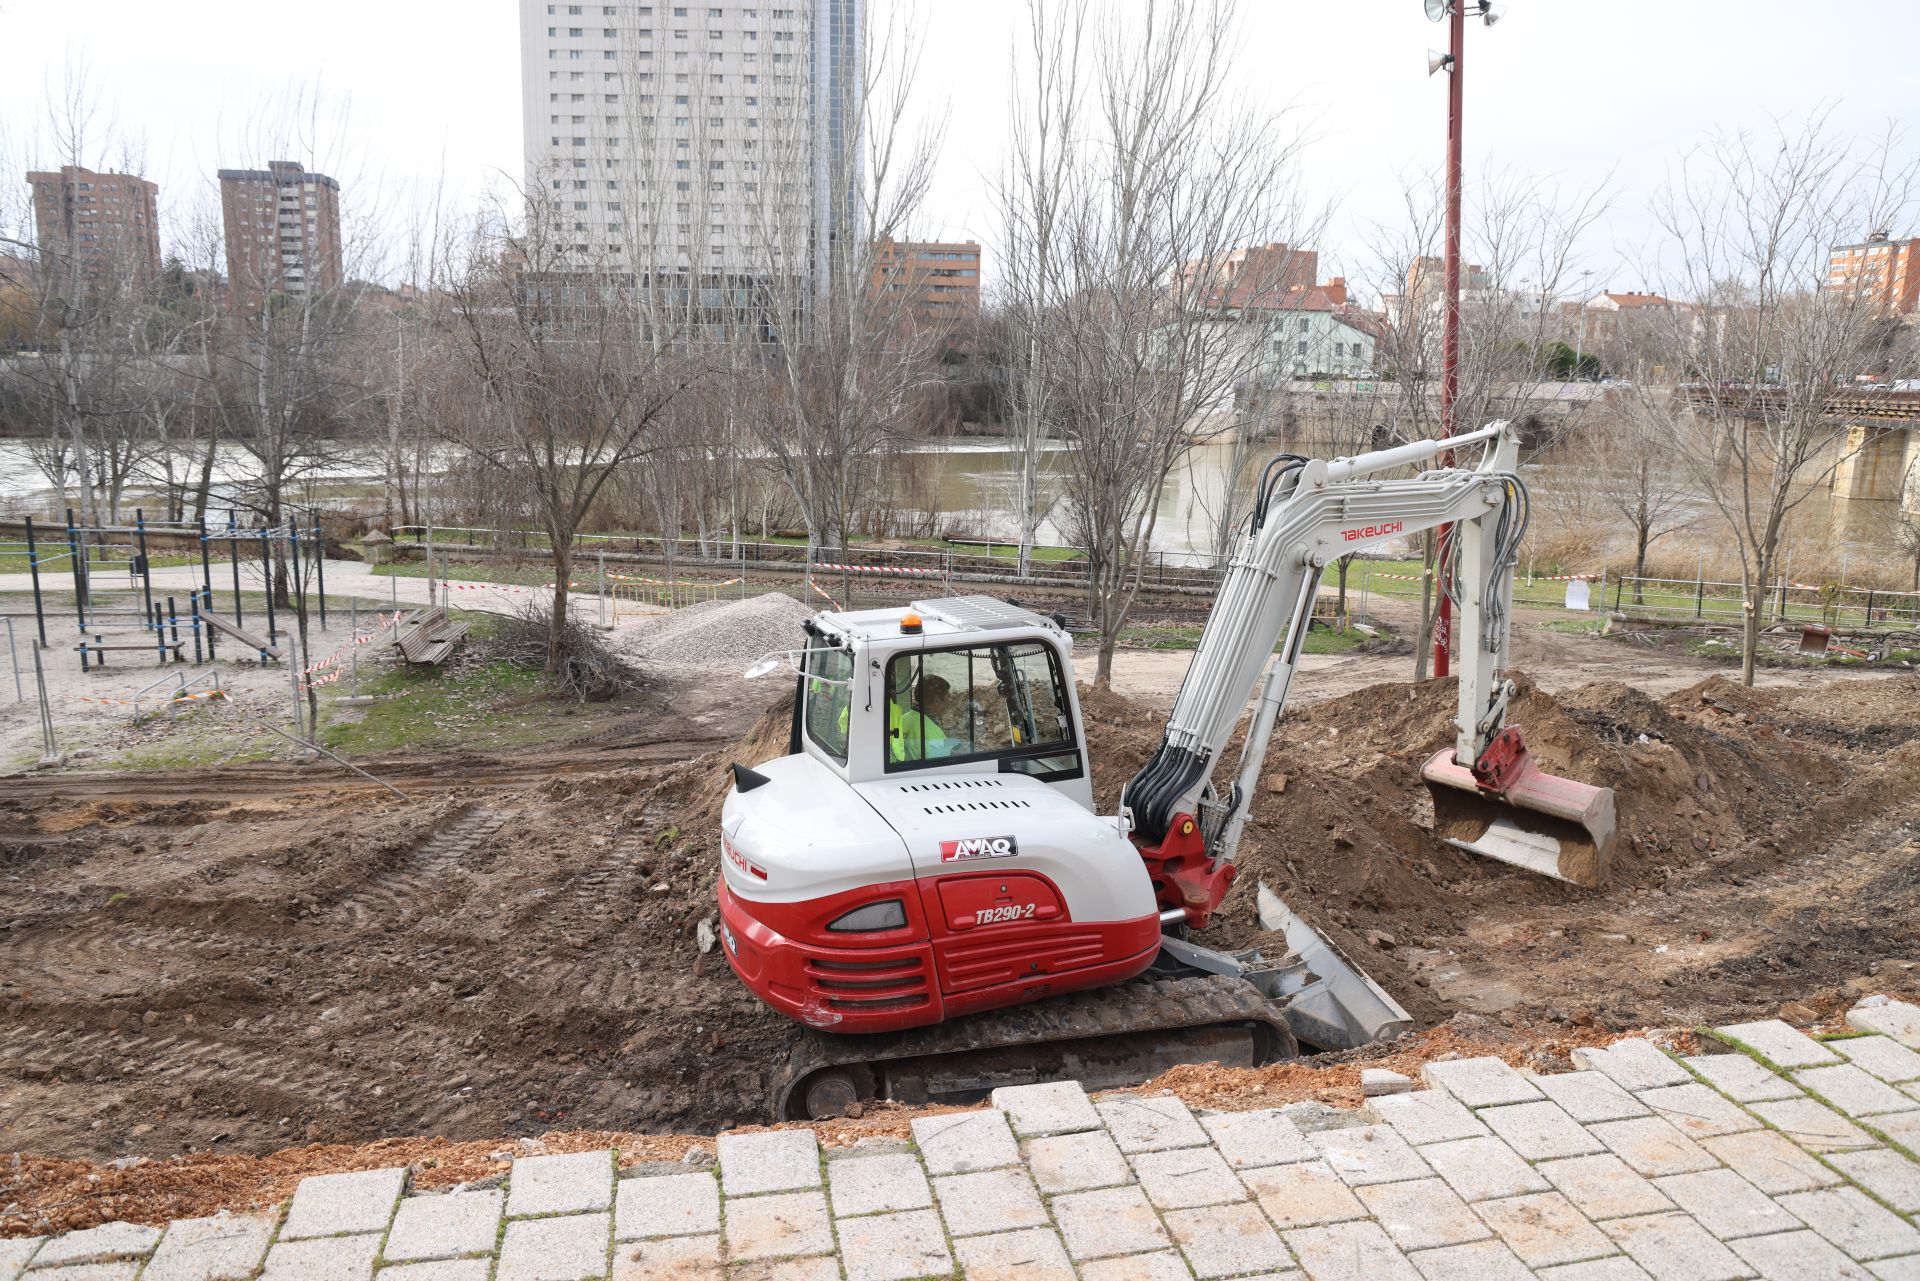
[6,646,1920,1234]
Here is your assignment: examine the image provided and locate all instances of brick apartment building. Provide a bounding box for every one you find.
[872,239,981,325]
[1829,230,1920,315]
[24,165,162,284]
[218,161,344,313]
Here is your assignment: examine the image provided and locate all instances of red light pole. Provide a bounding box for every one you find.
[1425,0,1500,680]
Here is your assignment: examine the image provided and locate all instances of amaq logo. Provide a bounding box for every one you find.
[940,835,1020,862]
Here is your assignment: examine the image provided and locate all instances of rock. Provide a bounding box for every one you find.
[696,918,717,955]
[1857,994,1891,1008]
[1366,930,1397,951]
[1778,1001,1817,1026]
[1266,773,1290,795]
[129,1123,154,1138]
[1361,1068,1413,1097]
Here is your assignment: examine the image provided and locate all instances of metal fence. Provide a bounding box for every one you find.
[1611,575,1920,631]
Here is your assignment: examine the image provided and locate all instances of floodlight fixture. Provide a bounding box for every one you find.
[1427,49,1455,76]
[1425,0,1449,21]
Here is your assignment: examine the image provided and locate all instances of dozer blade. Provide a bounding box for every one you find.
[1254,883,1414,1051]
[1420,749,1616,887]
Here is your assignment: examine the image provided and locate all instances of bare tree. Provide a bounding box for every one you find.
[1585,392,1698,600]
[432,186,705,670]
[1001,0,1317,686]
[1639,113,1918,684]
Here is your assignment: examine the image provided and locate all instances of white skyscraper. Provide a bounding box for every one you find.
[517,0,860,286]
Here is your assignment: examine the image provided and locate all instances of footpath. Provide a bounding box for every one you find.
[5,999,1920,1280]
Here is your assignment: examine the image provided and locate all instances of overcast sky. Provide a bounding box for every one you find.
[4,0,1916,300]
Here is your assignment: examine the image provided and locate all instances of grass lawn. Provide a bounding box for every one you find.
[1118,620,1381,655]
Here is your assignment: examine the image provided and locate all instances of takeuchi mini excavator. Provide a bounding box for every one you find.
[719,420,1617,1119]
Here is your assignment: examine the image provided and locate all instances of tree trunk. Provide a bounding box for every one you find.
[548,541,573,673]
[1740,560,1763,688]
[1335,555,1351,626]
[1633,532,1649,607]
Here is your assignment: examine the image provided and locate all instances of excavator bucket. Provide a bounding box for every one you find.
[1253,884,1414,1050]
[1420,749,1616,887]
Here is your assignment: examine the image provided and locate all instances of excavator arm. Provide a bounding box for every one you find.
[1123,420,1615,925]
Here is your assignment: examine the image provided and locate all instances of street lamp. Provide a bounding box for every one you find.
[1423,0,1504,680]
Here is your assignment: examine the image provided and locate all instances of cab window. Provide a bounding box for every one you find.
[802,641,852,763]
[882,641,1079,777]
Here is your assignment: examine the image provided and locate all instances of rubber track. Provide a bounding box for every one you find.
[771,972,1298,1118]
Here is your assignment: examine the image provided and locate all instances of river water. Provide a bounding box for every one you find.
[1,435,1906,574]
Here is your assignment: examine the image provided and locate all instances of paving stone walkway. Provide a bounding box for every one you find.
[7,998,1920,1281]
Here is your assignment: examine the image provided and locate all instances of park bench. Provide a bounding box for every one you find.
[387,606,471,666]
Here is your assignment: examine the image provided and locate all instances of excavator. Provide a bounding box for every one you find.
[719,420,1616,1119]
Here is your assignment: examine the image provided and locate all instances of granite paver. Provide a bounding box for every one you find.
[1779,1188,1920,1260]
[1132,1145,1246,1209]
[1285,1220,1422,1280]
[1052,1186,1171,1260]
[1481,1101,1608,1160]
[1241,1159,1370,1228]
[1372,1089,1493,1144]
[613,1173,720,1240]
[260,1233,384,1281]
[911,1109,1019,1175]
[1729,1229,1876,1281]
[1421,1136,1553,1202]
[1165,1202,1293,1278]
[1471,1191,1618,1268]
[506,1152,614,1219]
[1586,1118,1720,1177]
[1424,1057,1545,1108]
[141,1214,277,1281]
[1099,1093,1210,1152]
[1833,1036,1920,1084]
[1307,1124,1431,1186]
[1649,1169,1798,1240]
[495,1214,611,1281]
[1538,1155,1676,1220]
[991,1080,1101,1137]
[836,1209,951,1281]
[1634,1084,1761,1139]
[1599,1212,1754,1281]
[931,1167,1048,1236]
[1024,1128,1134,1193]
[1359,1177,1493,1250]
[1407,1239,1539,1281]
[1827,1147,1920,1214]
[1716,1020,1842,1069]
[1201,1107,1319,1168]
[716,1131,822,1196]
[1847,999,1920,1048]
[1796,1064,1920,1118]
[386,1191,505,1262]
[1572,1042,1693,1092]
[21,1012,1920,1281]
[608,1235,720,1281]
[722,1192,833,1262]
[27,1222,164,1267]
[828,1153,931,1217]
[1684,1055,1802,1104]
[951,1228,1076,1281]
[1535,1073,1651,1123]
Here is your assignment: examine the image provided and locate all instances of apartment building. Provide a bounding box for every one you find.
[516,0,861,281]
[1828,231,1920,315]
[871,239,980,324]
[218,162,344,313]
[25,165,162,284]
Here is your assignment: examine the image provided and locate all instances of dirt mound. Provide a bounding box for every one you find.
[616,591,815,671]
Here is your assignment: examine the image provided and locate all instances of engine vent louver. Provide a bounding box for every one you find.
[919,798,1034,815]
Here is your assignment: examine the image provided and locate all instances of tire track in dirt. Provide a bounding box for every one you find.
[329,806,511,931]
[6,924,236,997]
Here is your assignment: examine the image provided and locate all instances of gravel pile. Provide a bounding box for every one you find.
[616,590,819,672]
